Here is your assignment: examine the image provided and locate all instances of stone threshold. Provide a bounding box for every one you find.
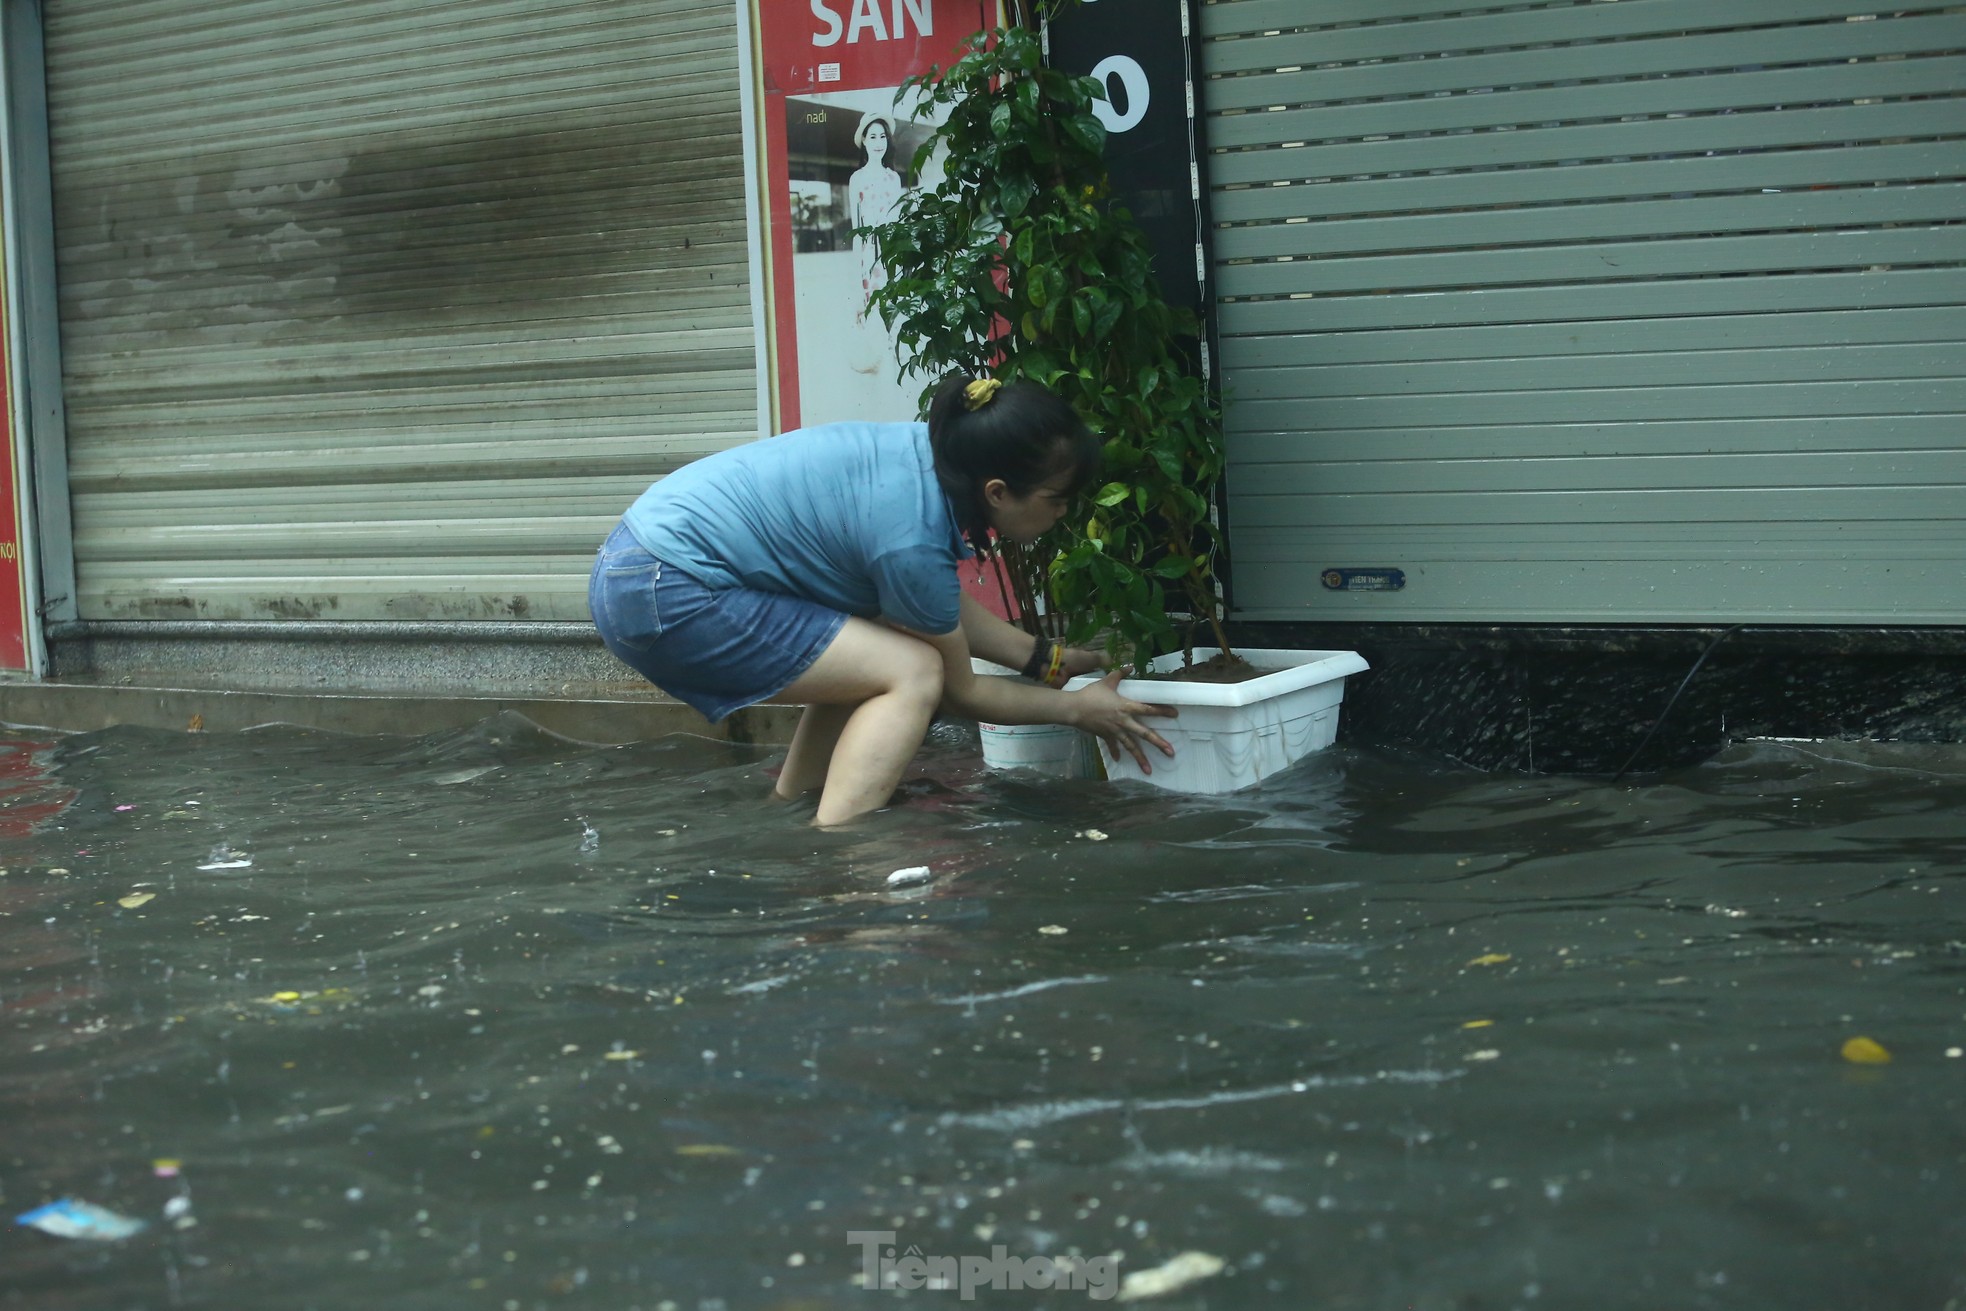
[0,677,802,746]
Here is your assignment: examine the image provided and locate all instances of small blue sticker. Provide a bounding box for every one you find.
[1321,568,1405,592]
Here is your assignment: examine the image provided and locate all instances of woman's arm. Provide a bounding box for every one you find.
[897,623,1175,772]
[958,593,1104,684]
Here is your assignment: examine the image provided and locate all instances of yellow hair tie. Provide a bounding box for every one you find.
[962,377,1003,411]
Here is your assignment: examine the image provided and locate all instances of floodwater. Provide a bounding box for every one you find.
[2,716,1962,1310]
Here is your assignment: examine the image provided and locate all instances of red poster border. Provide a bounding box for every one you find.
[0,236,28,672]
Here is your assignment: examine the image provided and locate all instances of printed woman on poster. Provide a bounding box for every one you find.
[847,110,905,376]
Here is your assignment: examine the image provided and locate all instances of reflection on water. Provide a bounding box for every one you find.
[2,718,1961,1309]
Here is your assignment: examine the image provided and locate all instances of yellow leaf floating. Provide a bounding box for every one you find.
[1841,1036,1892,1065]
[118,892,155,909]
[1461,1019,1495,1029]
[675,1144,740,1157]
[1468,953,1512,967]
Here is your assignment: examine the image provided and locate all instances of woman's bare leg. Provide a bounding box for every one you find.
[766,618,943,826]
[776,703,854,799]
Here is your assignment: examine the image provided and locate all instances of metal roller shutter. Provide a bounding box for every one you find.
[43,0,753,622]
[1201,0,1966,625]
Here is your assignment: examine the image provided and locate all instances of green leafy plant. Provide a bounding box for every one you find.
[864,0,1233,676]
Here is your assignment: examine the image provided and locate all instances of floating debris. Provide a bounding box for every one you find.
[886,866,933,888]
[1842,1036,1891,1065]
[117,892,155,909]
[1467,953,1512,967]
[16,1199,148,1241]
[433,766,499,785]
[1077,828,1109,841]
[255,987,353,1011]
[197,846,252,871]
[1118,1250,1224,1301]
[1038,924,1070,936]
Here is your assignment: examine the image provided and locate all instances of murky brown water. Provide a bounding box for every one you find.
[2,718,1962,1309]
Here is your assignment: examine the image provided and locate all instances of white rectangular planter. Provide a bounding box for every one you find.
[1067,648,1369,794]
[970,657,1098,778]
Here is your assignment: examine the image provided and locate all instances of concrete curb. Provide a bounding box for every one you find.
[0,680,803,746]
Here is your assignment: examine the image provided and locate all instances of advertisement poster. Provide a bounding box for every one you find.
[744,0,998,433]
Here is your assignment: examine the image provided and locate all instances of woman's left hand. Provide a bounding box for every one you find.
[1065,671,1177,773]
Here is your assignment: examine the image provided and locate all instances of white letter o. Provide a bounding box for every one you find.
[1088,54,1149,134]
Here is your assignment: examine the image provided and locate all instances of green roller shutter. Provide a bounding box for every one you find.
[1202,0,1966,625]
[43,0,754,622]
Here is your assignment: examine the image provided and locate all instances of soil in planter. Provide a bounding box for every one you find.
[1141,651,1264,685]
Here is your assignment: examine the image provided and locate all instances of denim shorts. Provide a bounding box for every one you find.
[589,522,849,722]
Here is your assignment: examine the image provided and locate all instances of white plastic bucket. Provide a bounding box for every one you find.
[970,657,1098,778]
[977,720,1100,777]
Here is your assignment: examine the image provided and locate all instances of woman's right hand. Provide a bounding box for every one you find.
[1067,670,1177,774]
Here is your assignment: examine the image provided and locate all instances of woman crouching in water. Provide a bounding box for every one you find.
[591,375,1175,825]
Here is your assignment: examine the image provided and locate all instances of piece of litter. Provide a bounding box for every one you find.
[1468,1049,1502,1061]
[433,766,499,785]
[115,805,136,812]
[1078,828,1109,841]
[1841,1035,1891,1065]
[117,892,155,909]
[675,1144,740,1157]
[1118,1250,1225,1301]
[162,1197,193,1221]
[1038,924,1069,936]
[152,1159,181,1178]
[886,866,932,888]
[1467,953,1512,967]
[17,1199,148,1241]
[603,1049,638,1061]
[197,858,252,871]
[1461,1019,1494,1029]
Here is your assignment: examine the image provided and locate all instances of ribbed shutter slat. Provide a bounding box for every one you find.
[1202,0,1966,625]
[45,0,752,623]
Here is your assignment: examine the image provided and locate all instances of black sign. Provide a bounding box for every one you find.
[1321,569,1408,593]
[1044,1,1209,333]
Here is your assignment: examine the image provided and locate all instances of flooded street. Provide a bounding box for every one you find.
[2,718,1962,1309]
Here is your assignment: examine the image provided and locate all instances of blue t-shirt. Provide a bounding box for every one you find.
[620,421,971,634]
